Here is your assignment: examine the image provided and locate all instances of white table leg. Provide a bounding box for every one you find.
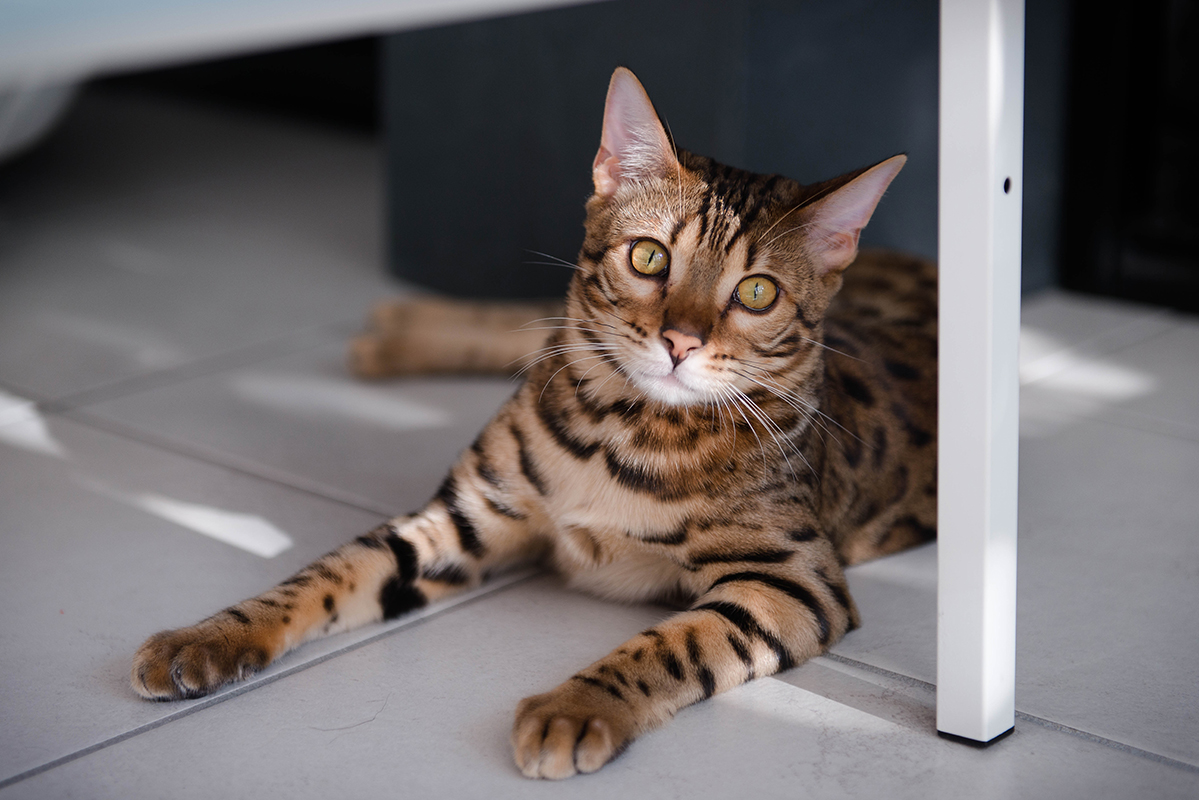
[936,0,1024,744]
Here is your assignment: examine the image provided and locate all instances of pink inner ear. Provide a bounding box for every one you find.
[813,230,862,275]
[592,68,677,196]
[593,146,622,197]
[805,155,906,275]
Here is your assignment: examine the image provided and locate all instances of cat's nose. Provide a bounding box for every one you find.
[661,328,704,367]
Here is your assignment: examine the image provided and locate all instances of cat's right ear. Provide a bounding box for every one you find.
[593,68,679,197]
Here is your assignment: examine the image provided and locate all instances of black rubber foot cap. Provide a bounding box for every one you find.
[937,726,1015,748]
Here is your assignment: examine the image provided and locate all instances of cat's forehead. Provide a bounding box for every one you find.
[603,155,806,265]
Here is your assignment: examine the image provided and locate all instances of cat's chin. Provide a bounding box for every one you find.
[631,371,711,408]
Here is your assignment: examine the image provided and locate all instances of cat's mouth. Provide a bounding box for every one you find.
[631,363,711,407]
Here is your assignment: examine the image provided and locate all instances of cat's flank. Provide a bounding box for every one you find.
[132,67,936,779]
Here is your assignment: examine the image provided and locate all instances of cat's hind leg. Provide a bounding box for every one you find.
[348,297,563,378]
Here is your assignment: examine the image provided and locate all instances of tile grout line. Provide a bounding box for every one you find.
[1012,712,1199,775]
[1084,406,1199,447]
[3,588,1197,785]
[41,319,363,414]
[0,569,543,792]
[817,652,1199,774]
[58,407,398,518]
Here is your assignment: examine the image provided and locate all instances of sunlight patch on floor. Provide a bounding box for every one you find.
[0,389,67,457]
[229,372,453,431]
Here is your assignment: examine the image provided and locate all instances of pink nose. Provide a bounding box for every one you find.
[662,329,703,367]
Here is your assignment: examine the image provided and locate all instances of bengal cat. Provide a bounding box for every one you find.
[132,67,937,779]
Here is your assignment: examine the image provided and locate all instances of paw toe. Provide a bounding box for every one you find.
[131,627,263,701]
[511,689,631,779]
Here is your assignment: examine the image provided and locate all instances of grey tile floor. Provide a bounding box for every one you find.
[1,91,1196,798]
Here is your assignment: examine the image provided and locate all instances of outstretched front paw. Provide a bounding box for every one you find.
[131,623,271,700]
[511,680,639,779]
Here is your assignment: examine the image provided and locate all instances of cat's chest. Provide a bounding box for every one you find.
[533,444,701,591]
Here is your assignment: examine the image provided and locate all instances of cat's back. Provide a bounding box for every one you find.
[818,249,938,565]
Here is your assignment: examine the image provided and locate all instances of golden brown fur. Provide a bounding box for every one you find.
[131,68,936,780]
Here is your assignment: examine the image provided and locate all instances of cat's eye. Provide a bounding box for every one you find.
[735,276,779,310]
[629,239,669,276]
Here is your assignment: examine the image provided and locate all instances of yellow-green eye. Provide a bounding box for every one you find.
[629,239,669,276]
[736,276,779,310]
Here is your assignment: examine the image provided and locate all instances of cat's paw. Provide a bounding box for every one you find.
[131,625,270,700]
[511,682,637,779]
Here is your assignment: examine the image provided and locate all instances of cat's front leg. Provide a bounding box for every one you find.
[132,420,543,700]
[511,551,859,779]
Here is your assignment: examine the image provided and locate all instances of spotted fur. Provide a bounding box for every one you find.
[132,68,936,780]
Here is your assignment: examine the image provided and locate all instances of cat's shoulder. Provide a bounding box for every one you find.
[831,248,937,331]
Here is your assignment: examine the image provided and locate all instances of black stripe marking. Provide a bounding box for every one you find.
[892,401,934,447]
[436,475,486,558]
[740,243,760,277]
[696,185,712,243]
[840,373,875,407]
[669,216,689,245]
[659,648,685,681]
[820,570,855,622]
[637,680,652,696]
[598,665,630,687]
[824,332,858,355]
[581,244,607,264]
[884,359,921,380]
[380,578,426,620]
[421,564,471,585]
[636,523,688,545]
[314,564,342,585]
[727,633,754,676]
[475,456,504,489]
[484,495,525,520]
[888,514,937,544]
[582,272,620,308]
[603,450,691,499]
[684,629,717,699]
[788,526,820,542]
[693,601,793,671]
[574,675,625,702]
[279,574,312,588]
[355,530,388,550]
[226,608,251,625]
[535,400,600,460]
[687,548,793,568]
[509,424,548,495]
[323,594,335,613]
[708,572,831,645]
[384,534,419,585]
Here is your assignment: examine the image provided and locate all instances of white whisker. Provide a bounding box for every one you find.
[539,353,617,403]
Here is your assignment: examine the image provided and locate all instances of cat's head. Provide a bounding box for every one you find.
[564,67,904,409]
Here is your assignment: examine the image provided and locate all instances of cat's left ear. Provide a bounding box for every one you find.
[801,154,906,277]
[592,68,679,197]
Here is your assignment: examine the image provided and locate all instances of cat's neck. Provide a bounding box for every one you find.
[528,335,826,468]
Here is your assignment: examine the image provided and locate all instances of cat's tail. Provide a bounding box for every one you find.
[348,297,564,378]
